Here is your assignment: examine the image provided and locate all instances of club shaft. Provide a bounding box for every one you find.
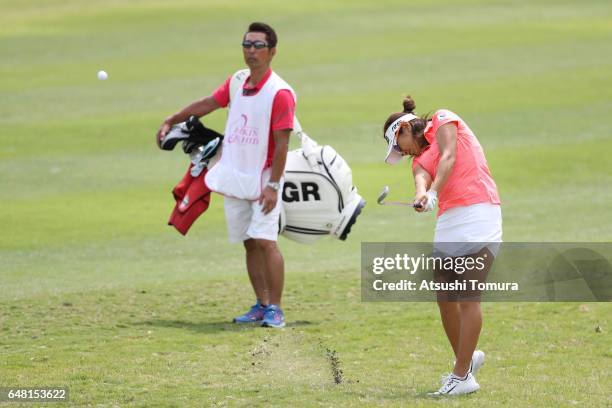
[382,201,422,208]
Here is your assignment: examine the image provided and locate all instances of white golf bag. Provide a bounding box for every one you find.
[279,120,365,243]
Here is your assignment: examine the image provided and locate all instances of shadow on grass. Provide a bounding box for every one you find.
[133,319,315,334]
[412,389,481,401]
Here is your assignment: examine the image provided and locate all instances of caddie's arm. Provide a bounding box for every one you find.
[260,129,291,214]
[156,95,221,148]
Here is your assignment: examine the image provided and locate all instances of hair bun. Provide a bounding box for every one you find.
[402,96,416,114]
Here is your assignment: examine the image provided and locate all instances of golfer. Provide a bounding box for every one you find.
[156,22,296,328]
[382,96,502,395]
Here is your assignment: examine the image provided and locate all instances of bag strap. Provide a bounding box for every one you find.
[293,118,322,171]
[228,69,250,106]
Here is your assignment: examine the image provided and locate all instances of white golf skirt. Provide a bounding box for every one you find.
[433,203,502,257]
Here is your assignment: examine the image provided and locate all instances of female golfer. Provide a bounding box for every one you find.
[382,96,501,396]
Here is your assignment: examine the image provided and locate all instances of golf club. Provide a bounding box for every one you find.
[377,186,422,208]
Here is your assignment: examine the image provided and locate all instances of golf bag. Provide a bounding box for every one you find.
[279,120,365,243]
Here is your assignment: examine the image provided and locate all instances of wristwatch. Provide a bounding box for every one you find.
[267,181,281,191]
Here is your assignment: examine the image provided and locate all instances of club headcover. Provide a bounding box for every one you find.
[160,123,190,151]
[188,137,222,164]
[160,115,224,152]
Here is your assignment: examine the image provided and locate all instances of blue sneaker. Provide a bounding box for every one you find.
[233,302,266,324]
[261,304,285,328]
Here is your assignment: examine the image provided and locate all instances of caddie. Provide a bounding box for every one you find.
[156,22,296,328]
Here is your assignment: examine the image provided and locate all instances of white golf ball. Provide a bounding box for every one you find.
[97,70,108,80]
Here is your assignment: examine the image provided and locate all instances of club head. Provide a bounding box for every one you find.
[377,186,389,205]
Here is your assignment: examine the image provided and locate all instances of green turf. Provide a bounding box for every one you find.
[1,0,611,406]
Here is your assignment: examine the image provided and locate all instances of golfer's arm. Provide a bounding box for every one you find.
[269,129,291,183]
[413,164,432,195]
[430,123,457,193]
[164,95,220,126]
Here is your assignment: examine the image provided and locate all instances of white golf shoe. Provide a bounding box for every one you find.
[450,350,485,379]
[470,350,485,375]
[429,372,480,396]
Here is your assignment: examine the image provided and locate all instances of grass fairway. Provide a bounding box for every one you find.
[1,0,611,406]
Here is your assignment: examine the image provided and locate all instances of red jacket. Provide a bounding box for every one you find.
[168,165,212,235]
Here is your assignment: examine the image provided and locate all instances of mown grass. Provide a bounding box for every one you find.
[1,0,611,406]
[1,271,609,406]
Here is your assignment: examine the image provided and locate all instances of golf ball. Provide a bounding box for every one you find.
[97,70,108,80]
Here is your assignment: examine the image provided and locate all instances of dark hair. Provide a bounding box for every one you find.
[383,95,431,154]
[246,22,278,48]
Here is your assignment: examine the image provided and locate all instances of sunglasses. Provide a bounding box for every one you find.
[242,40,269,49]
[392,127,403,152]
[392,140,403,153]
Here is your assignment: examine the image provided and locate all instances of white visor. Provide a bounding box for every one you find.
[384,113,417,164]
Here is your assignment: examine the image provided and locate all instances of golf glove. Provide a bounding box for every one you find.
[424,190,438,212]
